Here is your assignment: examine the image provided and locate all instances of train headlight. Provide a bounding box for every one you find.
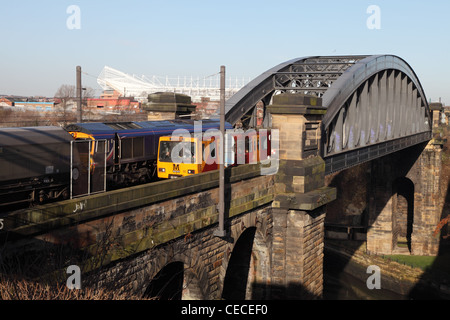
[159,168,165,172]
[187,170,195,174]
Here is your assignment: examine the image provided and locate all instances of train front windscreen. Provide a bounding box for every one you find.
[157,139,199,178]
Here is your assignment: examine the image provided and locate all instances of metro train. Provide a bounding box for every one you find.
[157,129,274,179]
[0,119,230,208]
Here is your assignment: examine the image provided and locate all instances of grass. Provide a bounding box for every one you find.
[383,245,450,275]
[383,255,436,271]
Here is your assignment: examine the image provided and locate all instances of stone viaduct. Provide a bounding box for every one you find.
[0,55,443,300]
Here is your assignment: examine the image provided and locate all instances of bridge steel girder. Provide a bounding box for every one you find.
[225,55,432,174]
[321,55,432,173]
[225,56,369,127]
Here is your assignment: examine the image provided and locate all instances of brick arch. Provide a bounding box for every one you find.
[367,144,441,256]
[140,240,209,300]
[220,210,272,300]
[143,261,184,300]
[221,227,257,299]
[392,177,415,253]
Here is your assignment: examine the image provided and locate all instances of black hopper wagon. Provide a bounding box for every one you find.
[0,126,76,208]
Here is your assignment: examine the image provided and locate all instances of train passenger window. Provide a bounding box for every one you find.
[191,143,196,161]
[261,136,268,149]
[210,141,216,158]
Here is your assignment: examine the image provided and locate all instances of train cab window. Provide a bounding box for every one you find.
[159,141,173,162]
[159,140,195,163]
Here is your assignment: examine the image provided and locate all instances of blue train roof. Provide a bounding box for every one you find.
[65,119,233,139]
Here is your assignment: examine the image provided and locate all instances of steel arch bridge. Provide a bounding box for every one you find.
[225,55,432,174]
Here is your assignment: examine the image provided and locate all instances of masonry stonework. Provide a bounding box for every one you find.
[2,93,341,300]
[366,141,442,256]
[91,204,273,299]
[268,93,336,299]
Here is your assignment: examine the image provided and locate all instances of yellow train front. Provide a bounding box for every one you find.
[157,136,218,179]
[157,129,274,179]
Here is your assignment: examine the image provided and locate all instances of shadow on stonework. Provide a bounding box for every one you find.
[407,179,450,300]
[250,282,320,300]
[323,141,450,300]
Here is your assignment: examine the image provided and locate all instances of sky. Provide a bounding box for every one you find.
[1,0,449,104]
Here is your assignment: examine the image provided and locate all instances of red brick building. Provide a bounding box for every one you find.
[86,97,140,111]
[0,98,13,106]
[100,89,121,99]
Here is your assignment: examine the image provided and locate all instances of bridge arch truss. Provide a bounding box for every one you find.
[225,55,432,174]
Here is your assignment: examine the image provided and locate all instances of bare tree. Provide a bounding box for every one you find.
[55,85,97,123]
[55,84,76,124]
[81,87,97,122]
[83,87,96,99]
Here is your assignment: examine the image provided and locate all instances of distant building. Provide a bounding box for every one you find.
[86,97,140,111]
[100,89,121,99]
[0,97,13,106]
[14,101,55,111]
[193,97,219,117]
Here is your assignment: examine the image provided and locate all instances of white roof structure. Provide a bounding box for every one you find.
[97,66,249,102]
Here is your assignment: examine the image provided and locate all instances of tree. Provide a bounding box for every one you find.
[54,85,97,123]
[55,84,76,99]
[55,84,76,124]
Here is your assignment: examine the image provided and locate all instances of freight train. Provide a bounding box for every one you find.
[0,126,74,207]
[0,119,230,208]
[0,119,276,209]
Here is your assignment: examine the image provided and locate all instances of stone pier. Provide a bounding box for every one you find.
[268,93,336,299]
[367,141,442,256]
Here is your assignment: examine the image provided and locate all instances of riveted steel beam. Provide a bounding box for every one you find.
[324,131,432,175]
[225,55,368,126]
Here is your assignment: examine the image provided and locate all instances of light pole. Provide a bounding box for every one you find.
[214,65,226,238]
